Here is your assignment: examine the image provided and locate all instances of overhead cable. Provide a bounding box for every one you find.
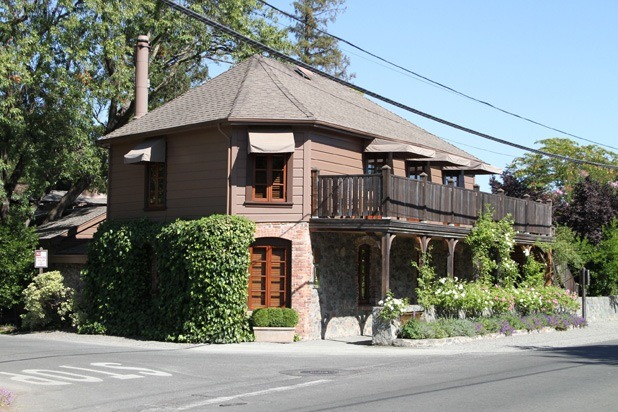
[159,0,618,171]
[257,0,618,152]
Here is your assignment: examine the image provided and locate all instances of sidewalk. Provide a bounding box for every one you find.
[16,319,618,357]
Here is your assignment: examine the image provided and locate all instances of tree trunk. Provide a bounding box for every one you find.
[43,176,91,224]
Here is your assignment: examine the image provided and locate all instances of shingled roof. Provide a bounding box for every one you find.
[101,55,481,161]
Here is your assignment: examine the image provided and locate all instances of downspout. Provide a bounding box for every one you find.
[217,123,233,215]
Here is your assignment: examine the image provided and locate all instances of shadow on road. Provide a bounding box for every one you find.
[515,344,618,366]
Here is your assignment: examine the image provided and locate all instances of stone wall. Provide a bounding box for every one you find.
[579,296,618,321]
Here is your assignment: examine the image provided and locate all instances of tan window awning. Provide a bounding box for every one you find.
[364,139,435,158]
[407,152,472,167]
[443,162,502,175]
[248,131,295,154]
[124,138,166,164]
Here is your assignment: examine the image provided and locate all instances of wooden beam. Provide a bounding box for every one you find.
[446,238,459,278]
[379,233,395,300]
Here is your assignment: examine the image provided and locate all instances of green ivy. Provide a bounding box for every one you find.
[77,215,256,343]
[78,219,162,336]
[153,215,255,343]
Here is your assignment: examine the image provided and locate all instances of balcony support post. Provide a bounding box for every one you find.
[379,233,395,300]
[311,168,320,217]
[446,238,458,279]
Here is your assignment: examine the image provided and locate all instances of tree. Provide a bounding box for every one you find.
[0,0,291,224]
[501,138,618,198]
[489,166,548,201]
[290,0,353,80]
[554,177,618,245]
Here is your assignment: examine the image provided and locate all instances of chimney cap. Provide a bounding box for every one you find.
[137,35,149,43]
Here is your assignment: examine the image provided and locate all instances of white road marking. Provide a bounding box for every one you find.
[176,379,331,410]
[59,365,144,380]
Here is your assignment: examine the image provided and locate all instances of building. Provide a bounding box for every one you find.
[100,47,552,339]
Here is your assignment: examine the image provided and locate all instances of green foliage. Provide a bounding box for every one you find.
[0,219,37,315]
[154,215,255,343]
[78,215,256,343]
[0,0,291,223]
[589,220,618,295]
[401,313,586,340]
[504,138,618,197]
[21,271,74,330]
[78,219,162,336]
[411,252,437,310]
[520,255,545,288]
[465,207,518,286]
[251,308,299,328]
[291,0,353,80]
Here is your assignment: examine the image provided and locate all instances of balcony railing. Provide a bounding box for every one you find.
[311,168,553,236]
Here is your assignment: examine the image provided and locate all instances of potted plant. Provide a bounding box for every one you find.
[251,308,298,343]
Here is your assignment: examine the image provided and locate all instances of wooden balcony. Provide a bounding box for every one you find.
[310,167,553,237]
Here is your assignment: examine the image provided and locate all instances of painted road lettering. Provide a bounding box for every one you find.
[0,363,172,386]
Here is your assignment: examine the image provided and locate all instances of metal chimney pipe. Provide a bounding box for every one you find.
[135,35,150,119]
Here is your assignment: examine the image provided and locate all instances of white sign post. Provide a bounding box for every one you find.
[34,248,48,274]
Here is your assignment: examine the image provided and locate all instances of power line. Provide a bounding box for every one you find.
[256,0,618,153]
[159,0,618,171]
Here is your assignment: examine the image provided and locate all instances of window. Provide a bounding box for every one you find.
[146,162,166,209]
[358,244,371,305]
[247,154,292,204]
[248,238,291,309]
[443,171,464,187]
[364,155,390,174]
[406,163,427,180]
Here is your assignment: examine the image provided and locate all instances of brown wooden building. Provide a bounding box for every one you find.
[100,54,552,339]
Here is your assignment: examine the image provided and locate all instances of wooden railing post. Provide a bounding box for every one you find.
[420,172,428,222]
[311,168,319,217]
[448,177,455,225]
[473,183,481,218]
[496,188,505,219]
[523,194,530,233]
[381,165,392,218]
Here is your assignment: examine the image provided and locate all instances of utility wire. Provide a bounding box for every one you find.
[257,0,618,152]
[159,0,618,171]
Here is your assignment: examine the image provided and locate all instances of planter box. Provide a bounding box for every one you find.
[253,327,296,343]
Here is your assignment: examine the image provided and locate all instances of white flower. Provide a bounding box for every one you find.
[378,300,384,306]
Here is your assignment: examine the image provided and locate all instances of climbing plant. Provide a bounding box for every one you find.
[464,207,519,286]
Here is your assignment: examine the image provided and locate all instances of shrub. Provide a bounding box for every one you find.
[377,290,409,321]
[251,308,299,328]
[21,271,74,330]
[0,220,37,320]
[0,388,15,407]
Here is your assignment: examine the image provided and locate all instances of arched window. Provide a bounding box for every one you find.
[358,244,371,305]
[248,238,291,309]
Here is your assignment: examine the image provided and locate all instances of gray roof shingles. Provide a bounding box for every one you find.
[101,55,481,162]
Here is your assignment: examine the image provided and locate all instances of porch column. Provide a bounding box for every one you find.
[379,233,395,300]
[446,238,458,278]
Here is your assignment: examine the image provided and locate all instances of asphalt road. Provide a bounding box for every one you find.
[1,321,617,411]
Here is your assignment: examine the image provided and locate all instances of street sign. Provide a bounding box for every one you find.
[34,249,48,269]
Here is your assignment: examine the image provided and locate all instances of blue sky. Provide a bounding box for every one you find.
[236,1,618,190]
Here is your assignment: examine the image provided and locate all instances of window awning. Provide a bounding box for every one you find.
[443,162,502,175]
[248,131,295,154]
[364,139,435,158]
[124,138,166,164]
[406,152,472,167]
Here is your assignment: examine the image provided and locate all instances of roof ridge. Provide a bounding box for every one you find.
[228,56,258,119]
[257,57,315,119]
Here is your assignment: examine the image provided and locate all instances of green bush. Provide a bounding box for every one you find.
[251,308,298,327]
[21,271,74,330]
[0,220,37,320]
